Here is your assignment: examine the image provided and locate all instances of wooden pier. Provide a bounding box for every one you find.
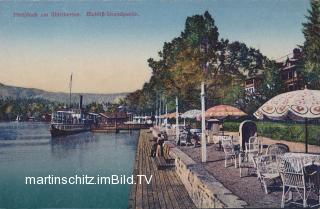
[91,123,153,133]
[128,130,196,209]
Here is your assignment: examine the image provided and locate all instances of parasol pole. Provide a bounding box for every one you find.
[159,94,162,127]
[201,81,207,162]
[304,85,308,153]
[305,118,308,153]
[155,95,158,127]
[165,103,168,134]
[221,119,224,136]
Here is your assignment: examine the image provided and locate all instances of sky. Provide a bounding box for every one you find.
[0,0,310,94]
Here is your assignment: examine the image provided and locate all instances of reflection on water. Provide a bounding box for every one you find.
[0,122,139,208]
[0,122,50,141]
[51,132,97,154]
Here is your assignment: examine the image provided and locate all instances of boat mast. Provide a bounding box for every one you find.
[69,73,73,109]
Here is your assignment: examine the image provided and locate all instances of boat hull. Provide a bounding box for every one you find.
[50,124,91,137]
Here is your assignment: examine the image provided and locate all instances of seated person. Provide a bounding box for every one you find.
[186,129,193,146]
[150,133,161,157]
[304,164,320,186]
[193,133,201,147]
[161,132,168,141]
[156,134,164,157]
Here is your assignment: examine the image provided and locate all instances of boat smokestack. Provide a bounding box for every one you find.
[79,95,83,110]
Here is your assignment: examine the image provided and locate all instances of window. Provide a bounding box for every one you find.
[245,79,253,85]
[245,87,255,94]
[281,73,287,80]
[288,84,294,91]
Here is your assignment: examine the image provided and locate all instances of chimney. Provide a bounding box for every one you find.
[293,48,301,59]
[79,95,83,110]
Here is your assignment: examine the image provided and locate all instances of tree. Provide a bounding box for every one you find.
[85,102,104,113]
[302,0,320,89]
[0,97,61,121]
[259,60,285,101]
[125,11,267,113]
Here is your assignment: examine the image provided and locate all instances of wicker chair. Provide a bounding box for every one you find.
[166,128,176,141]
[256,154,281,194]
[245,136,262,156]
[266,143,290,155]
[221,137,238,168]
[239,137,262,177]
[178,132,187,146]
[278,155,320,208]
[206,130,214,144]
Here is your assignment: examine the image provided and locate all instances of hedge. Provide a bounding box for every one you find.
[223,121,320,146]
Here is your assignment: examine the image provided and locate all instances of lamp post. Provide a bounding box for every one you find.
[165,103,168,134]
[155,95,158,127]
[201,81,206,162]
[200,38,209,163]
[175,96,179,142]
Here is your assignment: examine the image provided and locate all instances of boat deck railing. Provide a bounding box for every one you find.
[51,123,89,130]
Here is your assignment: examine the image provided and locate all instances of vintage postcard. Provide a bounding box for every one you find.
[0,0,319,208]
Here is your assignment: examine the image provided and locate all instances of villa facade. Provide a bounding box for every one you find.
[244,48,304,94]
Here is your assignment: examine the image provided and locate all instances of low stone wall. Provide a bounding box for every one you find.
[170,147,248,208]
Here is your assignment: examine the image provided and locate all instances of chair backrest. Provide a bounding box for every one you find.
[179,132,188,142]
[208,130,214,138]
[277,155,306,188]
[256,154,279,175]
[166,128,174,136]
[211,123,220,134]
[266,143,289,155]
[221,137,235,154]
[220,135,232,141]
[245,136,261,154]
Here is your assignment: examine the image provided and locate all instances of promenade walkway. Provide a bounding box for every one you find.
[128,130,196,209]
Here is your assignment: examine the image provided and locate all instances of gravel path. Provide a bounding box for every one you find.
[180,136,320,208]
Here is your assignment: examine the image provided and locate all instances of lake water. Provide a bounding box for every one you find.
[0,122,139,208]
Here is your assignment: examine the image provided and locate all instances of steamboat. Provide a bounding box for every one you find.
[50,95,93,137]
[50,74,95,137]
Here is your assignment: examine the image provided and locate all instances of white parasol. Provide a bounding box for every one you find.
[254,88,320,152]
[181,109,202,119]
